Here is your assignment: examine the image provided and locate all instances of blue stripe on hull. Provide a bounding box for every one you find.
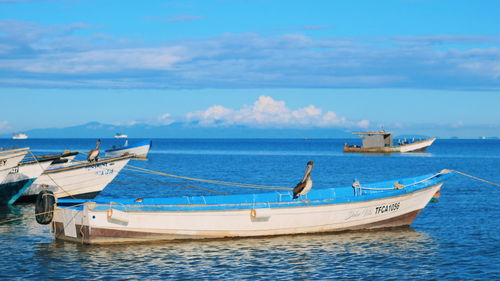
[0,178,36,205]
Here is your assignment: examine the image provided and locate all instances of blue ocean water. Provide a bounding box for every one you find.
[0,138,499,280]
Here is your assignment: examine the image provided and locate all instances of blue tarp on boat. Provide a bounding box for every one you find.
[57,171,454,212]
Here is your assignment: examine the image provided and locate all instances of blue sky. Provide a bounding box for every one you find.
[0,0,499,137]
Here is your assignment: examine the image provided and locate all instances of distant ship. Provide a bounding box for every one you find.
[12,133,28,140]
[114,133,128,139]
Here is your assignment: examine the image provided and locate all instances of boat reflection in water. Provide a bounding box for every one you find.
[33,227,435,279]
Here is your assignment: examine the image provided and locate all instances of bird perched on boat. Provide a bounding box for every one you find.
[293,161,314,199]
[87,139,101,162]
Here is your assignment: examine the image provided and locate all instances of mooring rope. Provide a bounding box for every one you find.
[452,170,500,187]
[125,164,293,191]
[0,202,86,225]
[27,150,77,199]
[121,170,231,195]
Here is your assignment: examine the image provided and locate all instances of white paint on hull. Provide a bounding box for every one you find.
[3,160,52,183]
[0,149,28,183]
[396,138,436,152]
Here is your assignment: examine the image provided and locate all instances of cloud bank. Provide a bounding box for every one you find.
[184,96,369,129]
[0,20,499,90]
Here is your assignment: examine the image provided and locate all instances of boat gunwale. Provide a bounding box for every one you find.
[44,155,133,174]
[0,147,30,155]
[57,171,452,212]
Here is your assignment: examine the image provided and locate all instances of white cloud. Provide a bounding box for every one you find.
[5,47,186,74]
[158,113,175,125]
[357,120,370,128]
[452,121,464,128]
[1,20,499,90]
[0,120,9,129]
[185,96,368,128]
[0,120,12,133]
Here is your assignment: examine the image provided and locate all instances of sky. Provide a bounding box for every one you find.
[0,0,499,138]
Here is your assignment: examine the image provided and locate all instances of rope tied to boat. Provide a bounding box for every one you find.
[0,202,86,225]
[121,170,231,195]
[451,170,500,187]
[125,164,293,191]
[27,150,77,199]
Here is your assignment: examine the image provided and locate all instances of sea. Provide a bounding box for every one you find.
[0,138,498,280]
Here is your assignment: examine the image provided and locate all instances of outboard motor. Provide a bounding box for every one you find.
[35,190,55,225]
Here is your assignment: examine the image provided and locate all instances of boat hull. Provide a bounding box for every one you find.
[344,138,436,153]
[52,182,441,244]
[22,156,131,200]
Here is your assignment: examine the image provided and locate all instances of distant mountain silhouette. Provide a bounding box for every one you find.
[0,121,354,138]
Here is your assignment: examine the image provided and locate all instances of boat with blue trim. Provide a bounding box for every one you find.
[43,169,454,244]
[105,140,152,159]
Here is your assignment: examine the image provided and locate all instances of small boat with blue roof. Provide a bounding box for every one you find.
[37,166,455,244]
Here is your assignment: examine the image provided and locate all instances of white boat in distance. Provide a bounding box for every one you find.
[105,140,152,159]
[22,155,133,201]
[114,133,128,139]
[12,133,28,140]
[46,170,454,244]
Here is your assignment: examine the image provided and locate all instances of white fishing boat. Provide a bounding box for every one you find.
[21,155,132,201]
[344,131,435,153]
[41,169,454,244]
[0,148,29,183]
[105,140,152,159]
[114,133,128,139]
[12,133,28,140]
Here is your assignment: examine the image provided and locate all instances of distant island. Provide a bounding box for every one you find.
[0,121,354,139]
